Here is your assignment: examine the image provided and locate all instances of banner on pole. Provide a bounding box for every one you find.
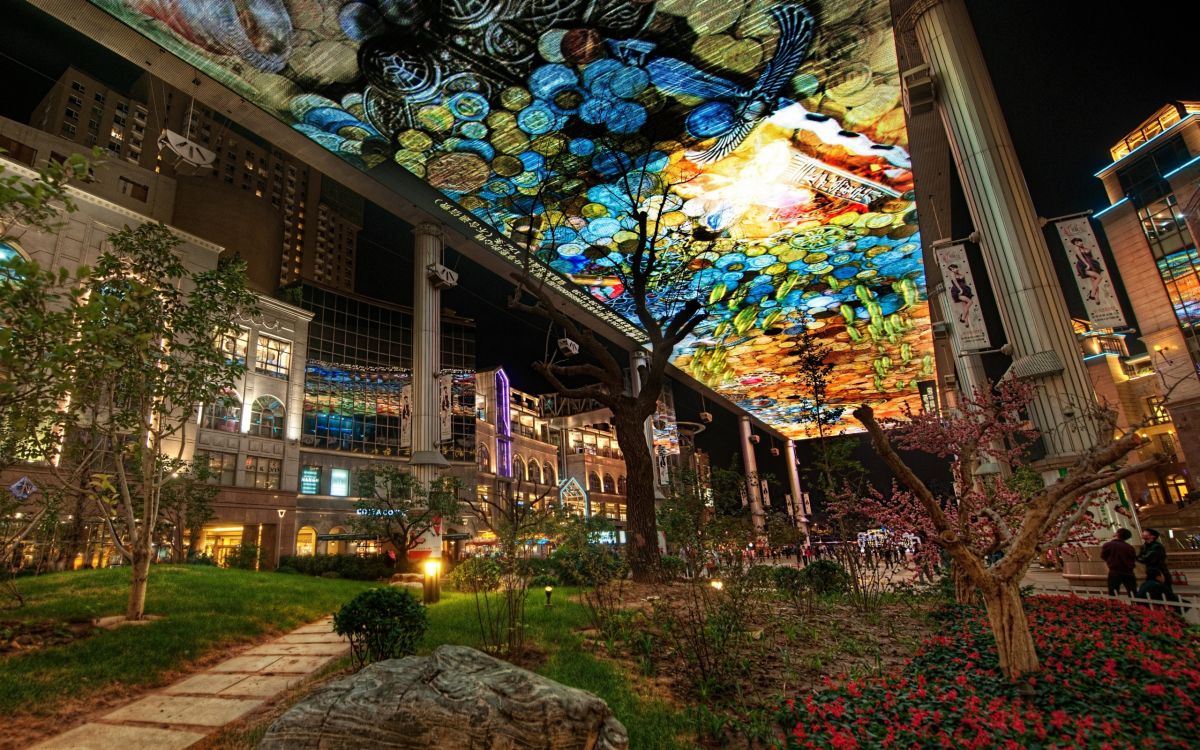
[935,244,991,350]
[1055,217,1126,329]
[439,374,453,443]
[400,384,413,449]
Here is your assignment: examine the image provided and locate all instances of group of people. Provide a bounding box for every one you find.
[1100,527,1179,601]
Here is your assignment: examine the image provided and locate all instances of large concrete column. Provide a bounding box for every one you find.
[911,0,1097,461]
[739,416,766,537]
[784,439,810,546]
[411,222,449,557]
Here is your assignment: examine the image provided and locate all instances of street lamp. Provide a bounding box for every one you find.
[276,506,288,571]
[422,558,441,604]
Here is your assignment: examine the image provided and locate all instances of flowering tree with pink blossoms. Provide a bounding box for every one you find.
[852,380,1161,679]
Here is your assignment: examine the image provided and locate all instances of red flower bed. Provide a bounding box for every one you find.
[777,596,1200,749]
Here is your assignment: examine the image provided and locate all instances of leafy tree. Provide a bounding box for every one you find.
[352,467,462,569]
[853,380,1160,678]
[61,224,256,619]
[157,457,218,563]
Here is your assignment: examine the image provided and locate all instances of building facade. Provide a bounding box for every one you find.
[1094,102,1200,503]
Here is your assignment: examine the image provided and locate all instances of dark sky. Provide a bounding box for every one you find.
[2,1,1195,478]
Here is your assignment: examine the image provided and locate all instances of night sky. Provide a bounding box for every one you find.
[2,1,1196,489]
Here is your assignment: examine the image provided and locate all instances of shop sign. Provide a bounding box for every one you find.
[299,466,321,495]
[330,468,350,497]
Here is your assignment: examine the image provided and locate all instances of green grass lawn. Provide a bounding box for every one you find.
[0,565,373,718]
[421,590,693,750]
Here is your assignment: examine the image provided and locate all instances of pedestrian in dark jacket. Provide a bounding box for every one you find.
[1136,528,1175,601]
[1100,528,1137,597]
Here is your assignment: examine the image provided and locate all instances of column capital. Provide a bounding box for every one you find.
[412,221,445,240]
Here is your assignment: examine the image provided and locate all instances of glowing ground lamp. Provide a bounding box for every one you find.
[710,580,724,592]
[545,585,554,607]
[422,558,441,605]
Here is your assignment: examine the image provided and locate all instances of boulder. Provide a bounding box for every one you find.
[259,644,628,750]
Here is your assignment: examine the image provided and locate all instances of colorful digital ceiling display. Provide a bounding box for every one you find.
[86,0,932,437]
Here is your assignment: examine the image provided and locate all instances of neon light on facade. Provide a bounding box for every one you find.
[495,368,512,479]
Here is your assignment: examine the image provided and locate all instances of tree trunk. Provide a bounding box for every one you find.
[613,411,660,582]
[980,578,1039,679]
[127,548,152,620]
[952,561,976,604]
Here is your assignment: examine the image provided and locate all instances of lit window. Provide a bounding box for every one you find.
[255,335,291,379]
[249,395,285,439]
[196,450,237,485]
[245,456,282,489]
[202,390,242,432]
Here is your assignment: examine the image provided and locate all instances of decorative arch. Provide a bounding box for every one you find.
[603,473,616,494]
[588,471,602,493]
[513,455,526,483]
[478,444,491,472]
[250,395,285,438]
[295,526,317,556]
[617,475,627,496]
[544,462,556,486]
[529,460,542,484]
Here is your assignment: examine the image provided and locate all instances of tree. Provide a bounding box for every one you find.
[157,457,218,563]
[352,466,462,569]
[852,380,1160,678]
[503,137,712,581]
[65,224,257,619]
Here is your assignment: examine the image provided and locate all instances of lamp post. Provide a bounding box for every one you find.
[422,558,441,604]
[275,508,287,569]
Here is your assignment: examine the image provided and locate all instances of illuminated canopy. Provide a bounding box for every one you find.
[85,0,932,437]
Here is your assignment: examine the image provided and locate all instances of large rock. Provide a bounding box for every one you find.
[259,645,628,750]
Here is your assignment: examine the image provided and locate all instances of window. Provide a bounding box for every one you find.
[544,462,556,486]
[588,472,601,492]
[61,123,76,138]
[1159,433,1178,461]
[64,108,78,121]
[296,526,317,556]
[255,335,291,378]
[70,80,85,92]
[617,475,627,495]
[68,95,83,108]
[0,135,37,166]
[250,395,285,439]
[529,461,542,484]
[218,328,248,365]
[196,451,236,485]
[202,391,241,432]
[94,91,105,104]
[118,176,148,202]
[1147,397,1171,425]
[478,444,491,472]
[513,456,525,483]
[245,456,281,489]
[603,473,616,494]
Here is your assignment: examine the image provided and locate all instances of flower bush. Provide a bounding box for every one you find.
[777,595,1200,749]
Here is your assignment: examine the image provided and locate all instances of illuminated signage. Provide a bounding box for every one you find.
[86,0,930,438]
[330,468,350,498]
[299,466,321,495]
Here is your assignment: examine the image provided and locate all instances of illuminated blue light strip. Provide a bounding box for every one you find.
[1164,153,1200,180]
[1094,198,1128,219]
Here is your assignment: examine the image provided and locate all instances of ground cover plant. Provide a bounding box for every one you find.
[0,565,372,746]
[777,595,1200,749]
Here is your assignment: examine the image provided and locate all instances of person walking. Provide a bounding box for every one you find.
[1136,528,1175,602]
[1100,528,1138,597]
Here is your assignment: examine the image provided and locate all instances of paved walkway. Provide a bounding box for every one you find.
[30,617,347,750]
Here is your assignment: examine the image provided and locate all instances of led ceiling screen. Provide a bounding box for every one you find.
[85,0,932,437]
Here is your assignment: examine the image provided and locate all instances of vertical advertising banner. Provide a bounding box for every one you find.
[935,244,991,350]
[1054,218,1127,329]
[399,384,412,449]
[438,374,453,443]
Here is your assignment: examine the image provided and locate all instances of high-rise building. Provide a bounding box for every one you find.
[28,67,362,294]
[29,66,149,165]
[1094,101,1200,492]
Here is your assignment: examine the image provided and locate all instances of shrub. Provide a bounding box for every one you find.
[333,587,427,668]
[277,554,394,581]
[530,573,558,588]
[797,559,849,595]
[275,565,297,575]
[320,571,340,579]
[659,554,687,580]
[771,565,803,593]
[551,545,624,586]
[226,544,259,570]
[448,556,501,593]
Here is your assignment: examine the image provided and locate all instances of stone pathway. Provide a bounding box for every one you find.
[31,618,347,750]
